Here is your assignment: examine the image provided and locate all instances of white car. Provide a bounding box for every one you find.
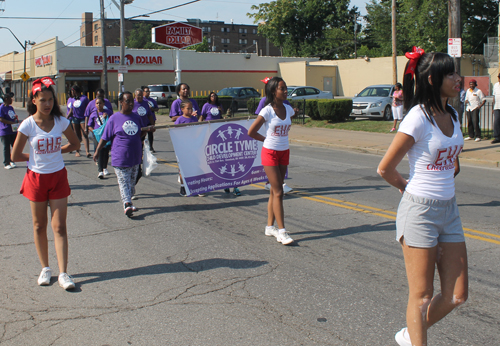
[350,84,394,120]
[287,86,333,100]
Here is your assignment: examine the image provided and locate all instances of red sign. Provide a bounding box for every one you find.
[152,22,203,49]
[35,55,53,67]
[93,55,163,65]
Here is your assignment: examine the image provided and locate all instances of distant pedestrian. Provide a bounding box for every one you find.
[378,49,467,346]
[390,82,403,132]
[11,77,80,290]
[94,91,154,217]
[84,88,114,124]
[169,83,200,122]
[491,73,500,144]
[67,85,90,157]
[88,97,112,179]
[0,93,19,169]
[248,76,295,245]
[142,86,159,152]
[200,92,224,121]
[459,81,466,125]
[464,79,485,142]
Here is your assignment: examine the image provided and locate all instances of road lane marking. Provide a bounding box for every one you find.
[251,183,500,245]
[154,163,499,246]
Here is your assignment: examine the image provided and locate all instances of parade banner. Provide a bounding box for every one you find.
[169,119,267,196]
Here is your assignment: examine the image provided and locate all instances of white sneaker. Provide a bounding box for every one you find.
[58,273,75,290]
[265,225,279,237]
[10,162,16,168]
[131,195,138,200]
[264,182,271,190]
[277,231,294,245]
[283,183,293,194]
[464,137,471,140]
[395,327,412,346]
[38,267,51,286]
[475,137,481,142]
[103,168,110,176]
[98,171,104,179]
[4,165,12,170]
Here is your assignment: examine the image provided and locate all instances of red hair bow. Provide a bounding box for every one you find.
[32,77,56,94]
[404,46,425,80]
[260,77,271,84]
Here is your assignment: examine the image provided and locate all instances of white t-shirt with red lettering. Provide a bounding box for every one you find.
[259,103,293,151]
[18,116,70,174]
[398,105,463,200]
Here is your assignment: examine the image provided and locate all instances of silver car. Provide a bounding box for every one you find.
[287,86,333,100]
[147,84,176,106]
[350,84,394,120]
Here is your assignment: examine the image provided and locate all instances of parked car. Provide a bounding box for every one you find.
[147,84,176,106]
[287,86,333,100]
[350,84,394,120]
[217,87,261,113]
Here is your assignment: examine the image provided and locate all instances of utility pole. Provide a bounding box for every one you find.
[119,0,125,95]
[392,0,397,85]
[448,0,461,118]
[354,14,357,59]
[100,0,108,98]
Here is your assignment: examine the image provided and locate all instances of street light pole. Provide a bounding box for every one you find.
[0,27,34,107]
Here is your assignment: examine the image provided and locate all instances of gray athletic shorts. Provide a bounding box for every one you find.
[396,192,465,248]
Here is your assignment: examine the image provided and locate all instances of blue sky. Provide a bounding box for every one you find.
[0,0,368,57]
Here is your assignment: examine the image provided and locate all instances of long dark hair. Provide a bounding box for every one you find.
[403,52,457,123]
[27,85,63,117]
[264,76,285,106]
[207,91,220,106]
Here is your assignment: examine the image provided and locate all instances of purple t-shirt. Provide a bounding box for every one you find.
[144,96,158,121]
[101,112,145,167]
[71,95,90,119]
[66,97,74,117]
[133,99,152,126]
[169,98,200,118]
[84,98,114,119]
[201,103,223,120]
[255,97,292,115]
[88,109,112,130]
[0,104,17,136]
[174,115,198,125]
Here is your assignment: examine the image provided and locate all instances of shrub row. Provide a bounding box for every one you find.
[304,99,352,122]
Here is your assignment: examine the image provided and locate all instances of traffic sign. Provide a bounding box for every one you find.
[448,38,462,58]
[118,66,128,74]
[20,72,30,82]
[151,22,203,49]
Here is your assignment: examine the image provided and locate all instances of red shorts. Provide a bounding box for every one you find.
[261,147,290,166]
[20,168,71,202]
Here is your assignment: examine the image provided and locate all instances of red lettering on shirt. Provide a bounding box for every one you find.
[271,125,291,137]
[35,136,63,154]
[427,145,463,171]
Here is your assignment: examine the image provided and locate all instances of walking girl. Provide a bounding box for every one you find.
[93,91,154,217]
[11,77,80,290]
[377,49,468,346]
[391,82,404,132]
[248,77,294,245]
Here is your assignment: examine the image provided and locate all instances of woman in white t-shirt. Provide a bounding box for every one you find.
[248,77,294,246]
[378,49,467,346]
[11,77,80,290]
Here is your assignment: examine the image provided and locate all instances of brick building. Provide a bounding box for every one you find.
[80,12,281,56]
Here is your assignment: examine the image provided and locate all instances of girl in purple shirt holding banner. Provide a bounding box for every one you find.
[93,91,155,217]
[200,92,224,121]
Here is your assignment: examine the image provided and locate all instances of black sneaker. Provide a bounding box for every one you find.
[124,203,133,217]
[180,186,187,197]
[233,187,241,196]
[492,139,500,144]
[224,188,230,193]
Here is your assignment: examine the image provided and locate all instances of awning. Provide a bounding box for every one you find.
[0,71,12,81]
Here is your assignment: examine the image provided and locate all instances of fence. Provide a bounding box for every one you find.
[461,100,495,139]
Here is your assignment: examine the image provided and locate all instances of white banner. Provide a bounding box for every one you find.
[169,119,267,196]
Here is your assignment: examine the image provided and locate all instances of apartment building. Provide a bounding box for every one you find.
[80,12,281,56]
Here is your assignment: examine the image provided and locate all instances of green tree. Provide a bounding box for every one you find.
[247,0,360,58]
[362,0,498,57]
[126,22,171,50]
[185,36,210,52]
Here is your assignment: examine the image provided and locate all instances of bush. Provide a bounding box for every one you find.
[317,99,353,122]
[246,97,261,115]
[305,100,320,120]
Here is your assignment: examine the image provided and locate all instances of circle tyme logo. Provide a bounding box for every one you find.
[122,120,139,136]
[137,106,147,116]
[205,123,258,180]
